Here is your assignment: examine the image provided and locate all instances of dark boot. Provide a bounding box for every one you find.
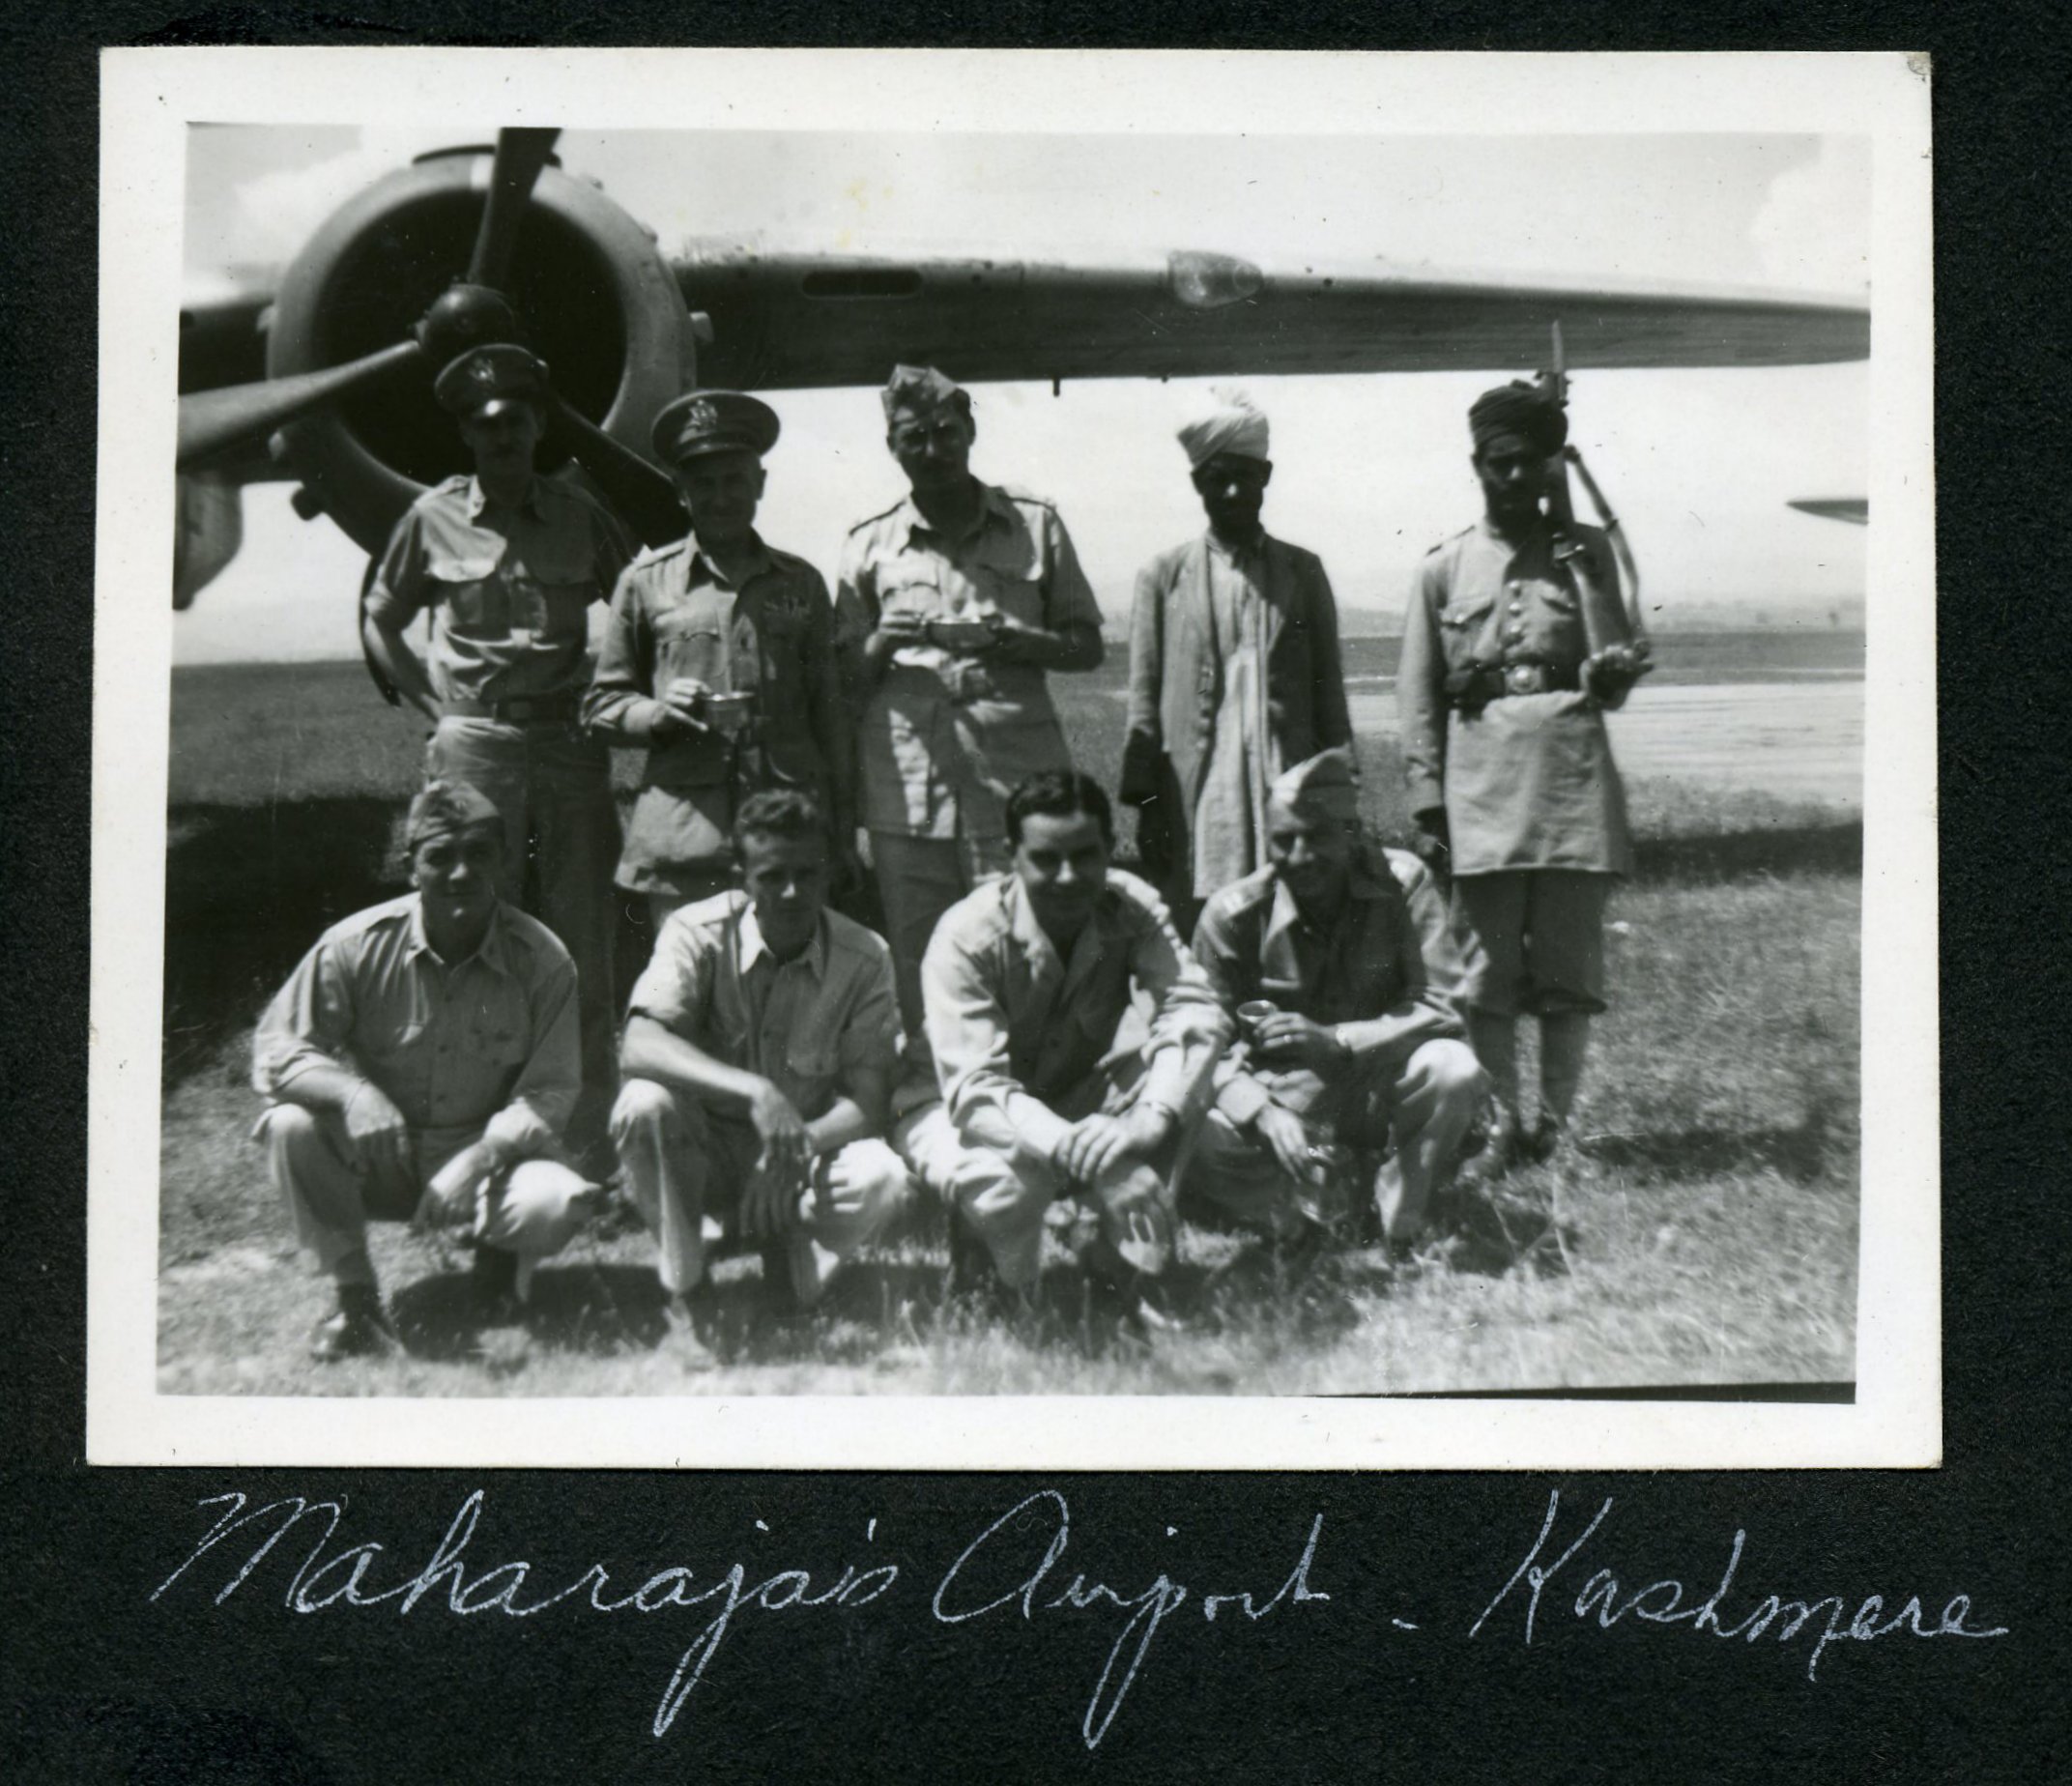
[309,1282,396,1362]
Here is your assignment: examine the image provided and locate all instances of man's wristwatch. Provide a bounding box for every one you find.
[1331,1025,1358,1059]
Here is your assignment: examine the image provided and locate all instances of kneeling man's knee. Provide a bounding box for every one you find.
[610,1077,677,1139]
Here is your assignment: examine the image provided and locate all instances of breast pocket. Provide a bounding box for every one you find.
[512,570,597,643]
[653,614,731,689]
[1527,579,1585,659]
[426,554,505,631]
[974,553,1046,629]
[1438,595,1496,671]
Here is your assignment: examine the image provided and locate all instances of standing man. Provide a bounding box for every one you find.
[1187,751,1486,1246]
[1396,380,1645,1170]
[253,782,597,1360]
[902,771,1235,1332]
[361,345,634,1169]
[836,364,1107,1034]
[586,390,855,930]
[1122,390,1354,936]
[610,790,915,1368]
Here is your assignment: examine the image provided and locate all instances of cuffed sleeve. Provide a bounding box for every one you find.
[360,508,429,633]
[583,564,670,742]
[625,908,715,1036]
[251,936,357,1100]
[922,913,1072,1167]
[494,944,582,1145]
[1040,506,1105,634]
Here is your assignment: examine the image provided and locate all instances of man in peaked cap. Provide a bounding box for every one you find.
[1396,379,1641,1174]
[1122,388,1353,940]
[586,389,856,933]
[361,344,636,1174]
[835,364,1108,1038]
[252,780,599,1360]
[1185,749,1486,1249]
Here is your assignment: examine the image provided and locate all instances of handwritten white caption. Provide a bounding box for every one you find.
[152,1486,2003,1749]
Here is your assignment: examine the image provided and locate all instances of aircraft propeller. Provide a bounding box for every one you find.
[174,127,688,545]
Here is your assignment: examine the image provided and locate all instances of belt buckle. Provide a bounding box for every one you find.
[1506,663,1540,696]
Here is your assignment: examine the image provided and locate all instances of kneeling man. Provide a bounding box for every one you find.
[1188,750,1487,1245]
[612,790,915,1365]
[253,781,596,1361]
[906,771,1248,1326]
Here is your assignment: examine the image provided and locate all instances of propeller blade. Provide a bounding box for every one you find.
[467,128,561,290]
[176,338,423,469]
[551,397,688,548]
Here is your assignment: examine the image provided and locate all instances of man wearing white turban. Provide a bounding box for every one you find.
[1122,390,1354,937]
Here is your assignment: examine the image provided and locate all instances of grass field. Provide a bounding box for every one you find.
[157,650,1862,1397]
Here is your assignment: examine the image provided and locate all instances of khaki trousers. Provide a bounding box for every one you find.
[1186,1037,1487,1243]
[256,1104,592,1285]
[610,1079,916,1297]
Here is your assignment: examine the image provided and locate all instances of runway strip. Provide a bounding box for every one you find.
[1340,679,1865,808]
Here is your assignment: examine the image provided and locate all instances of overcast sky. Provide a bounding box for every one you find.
[175,126,1869,663]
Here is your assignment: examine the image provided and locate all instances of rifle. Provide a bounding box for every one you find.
[1536,323,1652,699]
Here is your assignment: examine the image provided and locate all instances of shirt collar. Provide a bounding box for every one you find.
[687,532,776,591]
[406,894,513,974]
[738,903,829,980]
[466,475,546,523]
[897,480,1011,548]
[1205,527,1266,563]
[1263,859,1389,949]
[1004,873,1114,977]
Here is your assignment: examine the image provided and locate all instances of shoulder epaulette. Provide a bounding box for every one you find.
[846,498,906,535]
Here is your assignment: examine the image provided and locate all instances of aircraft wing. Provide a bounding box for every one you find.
[677,245,1870,390]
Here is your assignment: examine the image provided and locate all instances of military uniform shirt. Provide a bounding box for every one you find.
[251,894,580,1156]
[626,891,902,1123]
[364,474,633,706]
[835,482,1104,841]
[1192,847,1468,1126]
[1396,517,1633,876]
[920,869,1229,1163]
[586,532,847,788]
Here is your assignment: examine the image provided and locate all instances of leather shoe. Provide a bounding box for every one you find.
[309,1285,395,1362]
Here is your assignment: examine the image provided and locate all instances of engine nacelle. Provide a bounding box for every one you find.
[268,148,694,557]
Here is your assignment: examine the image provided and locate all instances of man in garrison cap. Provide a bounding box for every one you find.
[835,364,1108,1037]
[1121,389,1353,939]
[1185,750,1486,1248]
[585,389,856,934]
[1396,380,1641,1173]
[362,344,635,1173]
[251,781,599,1360]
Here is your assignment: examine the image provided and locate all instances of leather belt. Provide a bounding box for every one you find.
[443,691,582,725]
[1449,660,1580,708]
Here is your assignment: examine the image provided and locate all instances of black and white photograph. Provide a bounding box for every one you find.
[87,49,1937,1467]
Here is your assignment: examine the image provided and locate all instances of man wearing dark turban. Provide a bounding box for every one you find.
[1395,381,1642,1173]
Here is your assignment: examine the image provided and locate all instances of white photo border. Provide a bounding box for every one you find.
[89,46,1938,1469]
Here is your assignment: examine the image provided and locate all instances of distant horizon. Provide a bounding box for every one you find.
[172,607,1870,669]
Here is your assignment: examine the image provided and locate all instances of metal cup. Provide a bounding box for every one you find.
[704,691,756,737]
[1236,998,1278,1036]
